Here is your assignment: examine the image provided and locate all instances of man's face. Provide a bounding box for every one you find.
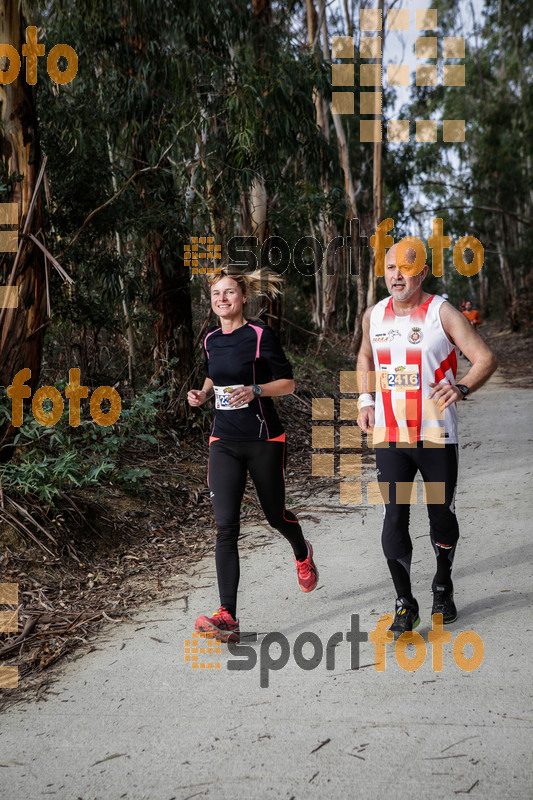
[384,249,429,302]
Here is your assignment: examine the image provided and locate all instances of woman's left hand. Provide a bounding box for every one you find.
[228,385,255,407]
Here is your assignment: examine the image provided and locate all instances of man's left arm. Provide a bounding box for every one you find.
[429,302,498,409]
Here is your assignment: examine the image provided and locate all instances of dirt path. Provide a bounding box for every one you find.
[0,368,532,800]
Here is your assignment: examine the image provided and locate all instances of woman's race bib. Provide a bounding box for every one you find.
[214,385,249,410]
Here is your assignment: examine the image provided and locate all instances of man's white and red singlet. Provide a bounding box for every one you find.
[369,294,458,445]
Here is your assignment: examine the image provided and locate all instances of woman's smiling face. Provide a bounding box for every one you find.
[210,276,247,321]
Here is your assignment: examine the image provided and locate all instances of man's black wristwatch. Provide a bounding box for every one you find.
[455,384,469,400]
[252,384,262,397]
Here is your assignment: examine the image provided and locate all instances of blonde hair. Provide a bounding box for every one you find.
[208,267,283,299]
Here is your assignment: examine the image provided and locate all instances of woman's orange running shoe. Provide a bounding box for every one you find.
[195,606,240,643]
[294,539,318,592]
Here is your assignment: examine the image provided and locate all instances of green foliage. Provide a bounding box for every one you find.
[0,385,167,505]
[405,0,532,320]
[24,0,349,391]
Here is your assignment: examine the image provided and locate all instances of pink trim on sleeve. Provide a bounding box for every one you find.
[203,327,221,357]
[248,324,264,360]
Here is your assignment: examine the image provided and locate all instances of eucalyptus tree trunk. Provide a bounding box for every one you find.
[250,178,267,246]
[306,0,324,327]
[478,270,487,319]
[306,0,342,339]
[310,218,322,328]
[0,3,46,440]
[496,216,518,331]
[146,230,194,396]
[252,0,283,337]
[367,0,384,308]
[133,143,193,405]
[351,215,369,355]
[106,132,136,394]
[317,0,341,339]
[309,0,367,347]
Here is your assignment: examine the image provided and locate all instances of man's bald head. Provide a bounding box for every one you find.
[386,242,418,268]
[384,238,429,302]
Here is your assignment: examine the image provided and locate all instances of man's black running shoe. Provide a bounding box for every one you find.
[388,597,420,637]
[432,584,457,624]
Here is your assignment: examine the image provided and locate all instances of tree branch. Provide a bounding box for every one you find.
[411,205,531,224]
[62,116,198,253]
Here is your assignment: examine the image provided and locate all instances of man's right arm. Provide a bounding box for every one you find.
[356,307,375,433]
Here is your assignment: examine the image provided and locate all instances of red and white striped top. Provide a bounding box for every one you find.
[369,294,458,444]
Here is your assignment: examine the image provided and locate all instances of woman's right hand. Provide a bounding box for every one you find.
[187,389,207,407]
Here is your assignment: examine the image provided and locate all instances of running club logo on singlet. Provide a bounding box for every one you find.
[372,329,401,344]
[407,326,423,344]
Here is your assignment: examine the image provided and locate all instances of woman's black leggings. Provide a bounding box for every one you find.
[208,437,307,618]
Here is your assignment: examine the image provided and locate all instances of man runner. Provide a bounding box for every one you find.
[462,300,482,330]
[356,243,497,635]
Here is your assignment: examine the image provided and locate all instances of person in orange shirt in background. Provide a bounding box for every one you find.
[462,300,482,330]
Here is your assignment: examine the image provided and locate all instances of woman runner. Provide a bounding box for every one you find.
[187,268,318,643]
